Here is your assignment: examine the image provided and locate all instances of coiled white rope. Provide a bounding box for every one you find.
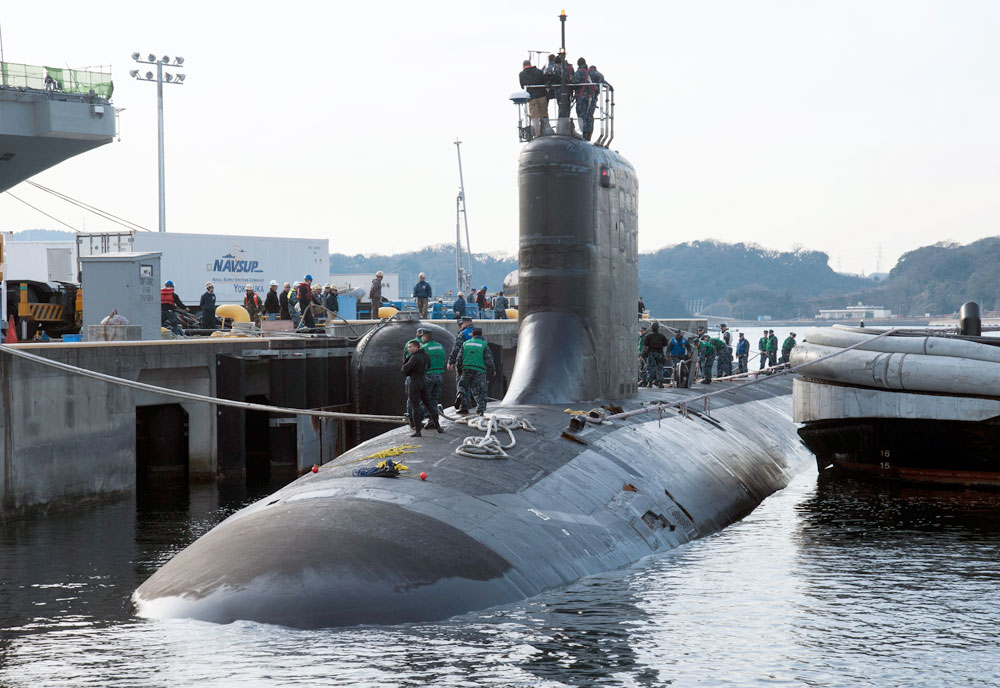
[439,408,537,459]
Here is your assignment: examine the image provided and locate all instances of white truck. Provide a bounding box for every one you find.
[76,231,330,306]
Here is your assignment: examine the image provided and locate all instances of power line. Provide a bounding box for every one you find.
[25,181,151,232]
[3,192,80,231]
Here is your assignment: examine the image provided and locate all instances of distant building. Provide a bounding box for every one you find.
[816,302,893,320]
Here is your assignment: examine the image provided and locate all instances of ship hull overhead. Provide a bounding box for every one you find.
[0,91,115,193]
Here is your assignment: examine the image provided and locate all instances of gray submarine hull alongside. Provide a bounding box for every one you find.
[134,135,811,628]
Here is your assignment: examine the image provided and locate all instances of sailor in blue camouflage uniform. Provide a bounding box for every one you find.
[586,64,606,132]
[446,316,477,409]
[448,328,494,415]
[572,57,596,141]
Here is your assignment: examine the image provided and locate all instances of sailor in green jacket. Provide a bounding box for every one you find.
[780,332,796,365]
[768,330,779,367]
[449,328,494,415]
[758,334,769,370]
[699,334,717,384]
[420,328,447,419]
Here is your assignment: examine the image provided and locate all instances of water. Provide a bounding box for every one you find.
[4,470,1000,688]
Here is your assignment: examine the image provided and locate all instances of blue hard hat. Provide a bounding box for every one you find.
[481,284,487,290]
[164,280,174,287]
[304,274,313,281]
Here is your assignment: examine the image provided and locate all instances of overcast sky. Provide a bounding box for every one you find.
[2,1,998,275]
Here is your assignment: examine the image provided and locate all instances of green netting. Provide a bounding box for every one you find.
[0,62,113,98]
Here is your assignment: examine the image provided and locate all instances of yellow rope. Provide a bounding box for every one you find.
[364,443,420,460]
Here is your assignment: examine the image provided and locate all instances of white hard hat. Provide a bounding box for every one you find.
[376,270,384,277]
[205,281,214,288]
[245,283,254,290]
[419,272,425,279]
[269,280,278,286]
[293,281,300,287]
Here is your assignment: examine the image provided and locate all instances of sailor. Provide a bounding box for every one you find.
[402,330,424,422]
[542,53,557,109]
[326,286,339,316]
[160,280,186,336]
[638,297,645,316]
[401,340,443,437]
[572,57,596,141]
[199,282,216,330]
[758,332,769,370]
[551,54,573,121]
[736,332,750,373]
[519,59,548,136]
[263,280,281,321]
[453,291,467,320]
[781,332,797,364]
[447,316,477,409]
[637,324,649,384]
[420,328,447,421]
[475,286,489,315]
[768,330,779,368]
[587,64,607,127]
[667,330,688,371]
[244,284,263,325]
[640,321,668,388]
[719,323,733,377]
[456,328,494,415]
[298,275,315,328]
[493,292,509,319]
[369,271,384,320]
[710,335,728,379]
[279,282,292,321]
[698,334,716,384]
[412,273,432,319]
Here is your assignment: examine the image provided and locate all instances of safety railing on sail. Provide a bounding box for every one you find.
[513,81,614,148]
[0,62,113,99]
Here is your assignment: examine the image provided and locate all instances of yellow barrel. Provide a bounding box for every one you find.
[505,308,518,319]
[377,306,399,319]
[216,304,250,325]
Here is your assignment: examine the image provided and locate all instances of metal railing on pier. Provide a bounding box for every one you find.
[0,62,113,98]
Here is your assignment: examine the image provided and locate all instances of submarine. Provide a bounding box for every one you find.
[134,14,813,628]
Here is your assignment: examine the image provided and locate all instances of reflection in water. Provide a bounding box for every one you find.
[3,472,1000,687]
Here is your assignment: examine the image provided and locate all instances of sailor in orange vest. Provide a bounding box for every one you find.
[160,280,187,335]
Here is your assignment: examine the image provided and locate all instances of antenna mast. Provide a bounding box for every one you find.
[454,139,473,295]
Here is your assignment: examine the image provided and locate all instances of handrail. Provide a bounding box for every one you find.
[514,81,614,147]
[0,61,113,99]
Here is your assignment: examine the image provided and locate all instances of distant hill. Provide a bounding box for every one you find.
[329,245,516,298]
[639,241,870,319]
[8,229,77,241]
[859,237,1000,315]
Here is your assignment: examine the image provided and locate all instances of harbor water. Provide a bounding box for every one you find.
[4,466,1000,687]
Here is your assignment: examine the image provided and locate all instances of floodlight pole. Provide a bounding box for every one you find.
[156,59,166,233]
[131,53,186,233]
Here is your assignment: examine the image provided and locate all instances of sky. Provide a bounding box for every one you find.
[1,1,999,276]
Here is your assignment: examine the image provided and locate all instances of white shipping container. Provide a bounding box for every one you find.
[78,232,329,305]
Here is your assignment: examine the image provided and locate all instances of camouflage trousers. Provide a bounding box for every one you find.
[644,351,665,385]
[459,369,488,413]
[576,96,594,140]
[406,373,443,418]
[701,352,715,382]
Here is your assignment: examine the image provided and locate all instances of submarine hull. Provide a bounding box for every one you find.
[135,380,810,628]
[135,135,812,628]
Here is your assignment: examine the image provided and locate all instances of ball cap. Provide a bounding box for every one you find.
[415,327,427,335]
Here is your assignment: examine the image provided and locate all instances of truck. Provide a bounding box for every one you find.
[1,233,82,340]
[76,231,330,307]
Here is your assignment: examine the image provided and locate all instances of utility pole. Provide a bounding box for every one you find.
[454,139,473,295]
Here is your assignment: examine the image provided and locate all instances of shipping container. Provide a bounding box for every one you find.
[76,232,329,305]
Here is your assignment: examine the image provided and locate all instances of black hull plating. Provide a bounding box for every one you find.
[799,418,1000,488]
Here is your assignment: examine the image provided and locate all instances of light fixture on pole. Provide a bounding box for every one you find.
[130,53,187,233]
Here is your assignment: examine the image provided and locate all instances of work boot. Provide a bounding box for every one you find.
[638,381,648,388]
[657,382,664,389]
[700,378,711,384]
[433,416,444,433]
[457,406,470,415]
